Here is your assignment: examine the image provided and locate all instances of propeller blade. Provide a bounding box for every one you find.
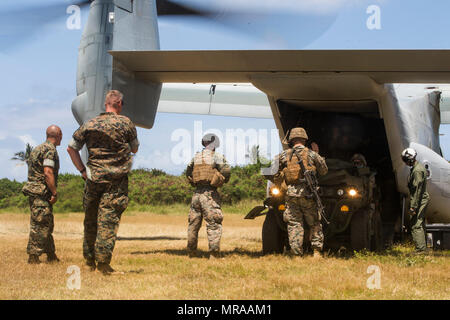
[75,1,93,7]
[156,0,212,16]
[156,1,337,49]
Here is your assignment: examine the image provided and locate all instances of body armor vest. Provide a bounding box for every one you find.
[192,152,216,185]
[283,148,316,185]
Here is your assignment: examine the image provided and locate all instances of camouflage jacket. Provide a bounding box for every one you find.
[349,166,377,205]
[186,149,231,188]
[69,112,139,183]
[270,145,328,198]
[408,161,430,210]
[22,140,59,197]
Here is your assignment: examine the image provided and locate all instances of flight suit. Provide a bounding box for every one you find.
[408,161,430,252]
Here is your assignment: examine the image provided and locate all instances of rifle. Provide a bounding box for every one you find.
[295,150,330,225]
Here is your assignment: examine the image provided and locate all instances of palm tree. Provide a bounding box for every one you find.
[11,143,33,166]
[249,145,270,166]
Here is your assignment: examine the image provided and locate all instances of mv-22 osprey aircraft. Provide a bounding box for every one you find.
[23,0,450,250]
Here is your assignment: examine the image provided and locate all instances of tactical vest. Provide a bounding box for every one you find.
[283,148,316,185]
[192,152,216,185]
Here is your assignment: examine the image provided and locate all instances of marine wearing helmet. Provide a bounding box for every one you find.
[401,147,430,253]
[268,127,328,257]
[185,133,230,258]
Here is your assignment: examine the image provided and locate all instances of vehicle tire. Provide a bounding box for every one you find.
[262,209,285,255]
[350,209,371,251]
[370,210,384,252]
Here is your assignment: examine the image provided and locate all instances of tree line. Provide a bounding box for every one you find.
[0,165,267,213]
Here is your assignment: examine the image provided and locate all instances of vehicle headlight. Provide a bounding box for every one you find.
[270,187,281,196]
[348,188,358,197]
[337,189,344,196]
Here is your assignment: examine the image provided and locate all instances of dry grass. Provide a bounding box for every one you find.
[0,211,449,300]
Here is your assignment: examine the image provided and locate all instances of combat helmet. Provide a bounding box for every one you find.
[401,148,417,166]
[202,133,220,149]
[288,127,308,142]
[351,153,367,168]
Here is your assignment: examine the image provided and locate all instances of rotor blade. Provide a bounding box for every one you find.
[157,1,337,49]
[0,1,91,51]
[156,0,211,16]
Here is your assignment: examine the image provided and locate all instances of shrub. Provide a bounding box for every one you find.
[1,164,268,212]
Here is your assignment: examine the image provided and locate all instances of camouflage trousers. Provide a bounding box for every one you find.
[27,196,55,256]
[187,186,223,253]
[283,196,324,255]
[83,176,129,264]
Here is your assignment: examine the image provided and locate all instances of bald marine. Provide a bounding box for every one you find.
[46,125,62,146]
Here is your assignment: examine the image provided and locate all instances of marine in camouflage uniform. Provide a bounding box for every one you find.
[68,90,139,274]
[22,125,62,264]
[350,153,377,204]
[401,148,430,253]
[185,134,230,257]
[270,128,328,257]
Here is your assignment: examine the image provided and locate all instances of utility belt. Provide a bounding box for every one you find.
[286,182,314,199]
[194,184,217,192]
[289,178,307,184]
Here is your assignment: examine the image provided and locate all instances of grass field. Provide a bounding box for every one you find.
[0,209,449,300]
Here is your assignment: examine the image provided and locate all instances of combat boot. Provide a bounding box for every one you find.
[85,258,96,271]
[28,254,41,264]
[411,248,431,256]
[313,249,322,259]
[208,251,223,260]
[188,250,200,258]
[46,252,60,263]
[97,262,124,275]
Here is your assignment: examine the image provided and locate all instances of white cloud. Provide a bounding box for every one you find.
[0,96,80,181]
[0,148,28,182]
[0,104,75,131]
[18,134,36,146]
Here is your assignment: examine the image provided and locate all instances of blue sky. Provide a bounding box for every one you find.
[1,0,450,181]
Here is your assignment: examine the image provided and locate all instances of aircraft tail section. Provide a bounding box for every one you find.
[74,0,161,127]
[111,0,162,128]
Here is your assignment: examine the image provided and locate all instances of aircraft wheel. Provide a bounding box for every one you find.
[262,209,285,255]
